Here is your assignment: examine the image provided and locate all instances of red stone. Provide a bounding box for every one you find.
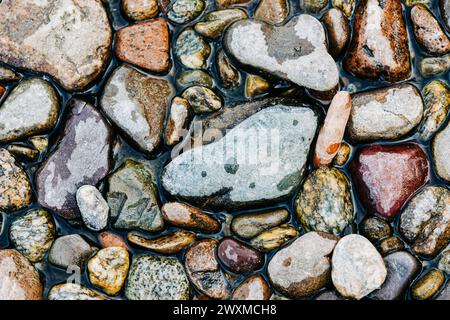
[349,143,429,219]
[217,238,264,274]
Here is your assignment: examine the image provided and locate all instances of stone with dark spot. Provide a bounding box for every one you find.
[0,0,112,91]
[36,99,113,219]
[399,186,450,259]
[370,251,421,300]
[232,275,271,300]
[115,19,170,73]
[295,167,354,236]
[107,159,164,232]
[360,216,392,243]
[185,239,231,299]
[125,255,191,300]
[350,144,429,220]
[379,236,405,256]
[162,102,318,211]
[268,232,338,298]
[344,0,411,81]
[217,238,264,273]
[223,16,339,92]
[101,65,173,154]
[411,4,450,56]
[161,202,221,233]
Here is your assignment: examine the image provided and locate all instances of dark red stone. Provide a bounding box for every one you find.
[217,238,264,274]
[349,143,429,219]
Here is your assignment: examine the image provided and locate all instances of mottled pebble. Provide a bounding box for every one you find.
[254,0,289,24]
[250,225,298,252]
[217,49,241,89]
[195,9,247,38]
[76,185,109,231]
[379,236,405,256]
[175,29,211,69]
[432,121,450,182]
[217,238,264,273]
[232,275,271,300]
[48,283,107,300]
[182,86,222,114]
[231,209,289,239]
[165,97,192,146]
[168,0,205,24]
[48,234,94,269]
[128,230,196,254]
[122,0,159,20]
[161,202,221,233]
[411,269,445,300]
[360,216,392,243]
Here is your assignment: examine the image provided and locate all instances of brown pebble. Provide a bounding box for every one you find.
[411,269,445,300]
[232,275,271,300]
[379,236,405,255]
[321,8,350,58]
[128,230,196,254]
[98,232,128,250]
[162,202,221,233]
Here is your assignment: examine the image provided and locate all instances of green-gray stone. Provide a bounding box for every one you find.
[194,9,247,39]
[176,69,214,88]
[175,28,211,69]
[168,0,205,24]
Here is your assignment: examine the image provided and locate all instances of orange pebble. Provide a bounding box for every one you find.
[98,231,128,250]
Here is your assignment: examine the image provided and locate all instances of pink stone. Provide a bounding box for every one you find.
[349,143,429,219]
[217,238,264,274]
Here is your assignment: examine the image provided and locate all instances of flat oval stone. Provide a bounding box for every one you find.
[349,144,429,219]
[98,232,128,250]
[125,255,191,300]
[168,0,205,24]
[411,269,445,300]
[250,225,298,252]
[216,0,252,7]
[185,239,231,299]
[128,230,196,254]
[321,9,350,58]
[195,9,247,39]
[176,70,214,88]
[223,16,339,92]
[411,4,450,56]
[370,251,421,300]
[379,236,405,256]
[268,232,338,298]
[344,0,411,81]
[0,249,43,300]
[346,84,424,142]
[76,185,109,232]
[296,167,354,236]
[331,234,387,300]
[399,186,450,259]
[101,65,173,154]
[232,275,271,300]
[418,80,450,141]
[162,104,318,211]
[433,121,450,182]
[419,55,450,77]
[122,0,159,20]
[88,247,130,296]
[0,78,59,143]
[217,238,264,273]
[36,99,114,219]
[48,234,94,269]
[161,202,221,233]
[175,28,211,69]
[0,148,32,212]
[48,283,107,300]
[0,0,112,91]
[231,209,290,239]
[115,19,170,73]
[10,209,56,263]
[107,159,164,232]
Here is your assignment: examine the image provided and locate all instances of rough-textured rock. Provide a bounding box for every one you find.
[419,55,450,77]
[344,0,411,81]
[36,99,113,219]
[181,86,222,114]
[411,5,450,56]
[313,91,351,167]
[411,269,445,300]
[360,217,392,243]
[231,209,289,239]
[332,234,387,300]
[0,66,21,82]
[296,167,354,235]
[76,185,109,231]
[168,0,205,24]
[0,249,43,300]
[10,209,56,263]
[379,236,405,256]
[0,78,59,143]
[433,121,450,182]
[115,19,170,73]
[101,65,173,154]
[438,250,450,274]
[165,97,192,146]
[399,186,450,259]
[250,225,298,252]
[224,16,339,92]
[217,238,264,273]
[370,251,420,300]
[321,8,350,58]
[195,9,247,38]
[332,0,354,16]
[162,104,318,211]
[245,75,270,98]
[176,70,214,88]
[88,247,130,295]
[346,84,424,142]
[0,148,32,212]
[232,275,271,300]
[350,144,429,219]
[268,232,338,298]
[333,142,351,166]
[0,0,112,91]
[48,283,107,300]
[161,202,221,233]
[419,81,450,142]
[128,230,196,254]
[122,0,159,20]
[98,232,128,250]
[107,159,164,232]
[254,0,289,25]
[125,255,191,300]
[175,29,211,69]
[48,234,93,269]
[185,239,230,299]
[216,49,241,89]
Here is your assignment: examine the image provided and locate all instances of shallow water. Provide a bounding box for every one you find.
[0,0,449,300]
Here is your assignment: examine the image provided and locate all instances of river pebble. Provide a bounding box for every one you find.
[195,9,247,38]
[411,269,445,300]
[161,202,221,233]
[360,216,392,243]
[122,0,159,20]
[175,29,211,69]
[432,121,450,182]
[128,230,196,254]
[231,209,289,239]
[321,9,350,58]
[48,234,94,269]
[217,238,264,273]
[48,283,107,300]
[438,250,450,274]
[254,0,289,24]
[182,86,223,114]
[76,185,109,232]
[232,275,271,300]
[168,0,205,24]
[250,225,298,252]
